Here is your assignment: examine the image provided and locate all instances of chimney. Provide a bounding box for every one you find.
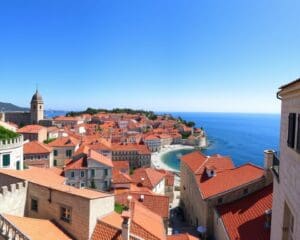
[264,150,275,170]
[264,209,272,228]
[139,194,144,202]
[264,150,275,184]
[121,211,131,240]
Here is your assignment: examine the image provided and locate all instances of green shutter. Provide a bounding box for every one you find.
[3,154,10,167]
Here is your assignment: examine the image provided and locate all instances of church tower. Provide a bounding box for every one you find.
[30,89,44,124]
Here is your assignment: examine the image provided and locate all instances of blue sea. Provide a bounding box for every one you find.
[161,112,280,171]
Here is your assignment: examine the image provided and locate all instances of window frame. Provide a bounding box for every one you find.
[31,198,38,212]
[287,113,296,148]
[60,206,72,223]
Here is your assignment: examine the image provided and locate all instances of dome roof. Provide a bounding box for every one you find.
[31,90,43,102]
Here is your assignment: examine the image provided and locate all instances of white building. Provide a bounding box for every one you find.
[144,134,162,152]
[0,134,24,170]
[270,79,300,240]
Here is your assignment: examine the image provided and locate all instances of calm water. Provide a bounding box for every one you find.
[161,112,280,171]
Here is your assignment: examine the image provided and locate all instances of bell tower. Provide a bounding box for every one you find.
[30,89,44,124]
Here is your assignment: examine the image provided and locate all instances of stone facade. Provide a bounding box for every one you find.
[53,145,78,167]
[65,159,112,191]
[112,149,151,169]
[0,172,114,240]
[24,151,54,168]
[2,112,31,127]
[19,127,47,142]
[180,159,269,238]
[0,180,27,217]
[270,80,300,240]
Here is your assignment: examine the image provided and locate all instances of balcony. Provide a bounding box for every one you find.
[0,214,30,240]
[271,151,280,181]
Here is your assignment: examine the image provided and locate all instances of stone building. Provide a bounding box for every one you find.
[2,90,44,126]
[0,167,114,240]
[131,168,166,195]
[47,136,80,167]
[270,79,300,240]
[64,145,113,191]
[23,141,53,168]
[180,151,272,238]
[17,124,47,142]
[213,184,273,240]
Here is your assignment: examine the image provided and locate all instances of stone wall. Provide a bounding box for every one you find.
[4,112,31,126]
[0,180,27,217]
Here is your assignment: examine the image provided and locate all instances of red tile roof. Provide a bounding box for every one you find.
[157,169,175,186]
[64,157,87,170]
[216,184,273,240]
[3,214,72,240]
[115,191,169,218]
[17,124,46,133]
[0,167,111,199]
[180,151,208,172]
[131,168,165,189]
[113,161,130,173]
[197,163,265,199]
[47,136,80,147]
[23,141,52,154]
[181,151,265,199]
[89,149,113,167]
[92,201,166,240]
[113,171,132,184]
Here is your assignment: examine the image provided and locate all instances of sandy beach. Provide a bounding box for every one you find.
[151,144,194,172]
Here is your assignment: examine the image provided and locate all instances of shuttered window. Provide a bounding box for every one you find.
[287,113,296,148]
[297,114,300,152]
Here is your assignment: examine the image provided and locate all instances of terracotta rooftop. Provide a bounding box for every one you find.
[112,170,132,184]
[2,214,71,240]
[131,168,165,189]
[216,184,273,240]
[181,151,265,199]
[64,157,87,170]
[17,124,46,133]
[47,136,80,147]
[65,148,113,170]
[115,191,169,218]
[113,160,130,172]
[92,201,166,240]
[23,141,52,154]
[88,149,113,167]
[54,116,81,121]
[0,167,111,200]
[197,163,265,199]
[157,169,175,186]
[180,151,208,172]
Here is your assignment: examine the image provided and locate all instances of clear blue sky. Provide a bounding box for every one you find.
[0,0,299,113]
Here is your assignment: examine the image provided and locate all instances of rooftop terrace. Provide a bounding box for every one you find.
[0,126,19,140]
